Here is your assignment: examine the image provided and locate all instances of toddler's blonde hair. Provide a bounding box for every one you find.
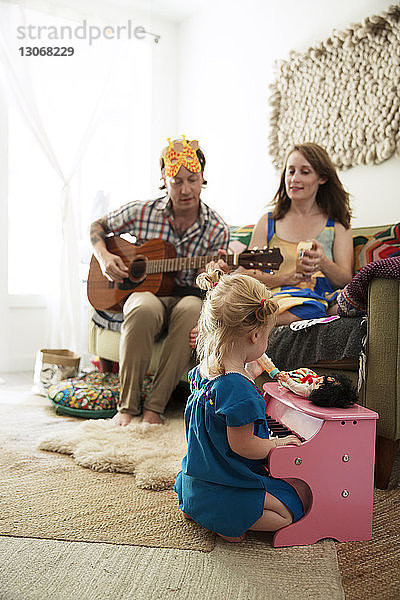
[196,269,278,378]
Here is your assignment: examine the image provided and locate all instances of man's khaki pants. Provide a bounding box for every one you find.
[118,291,202,416]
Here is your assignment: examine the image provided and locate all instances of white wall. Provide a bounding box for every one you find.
[177,0,399,228]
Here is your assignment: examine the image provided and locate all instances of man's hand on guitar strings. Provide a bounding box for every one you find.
[100,252,129,283]
[204,249,229,275]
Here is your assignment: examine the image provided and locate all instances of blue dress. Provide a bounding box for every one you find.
[174,367,304,537]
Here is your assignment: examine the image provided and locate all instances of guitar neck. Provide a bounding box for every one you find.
[147,253,237,274]
[88,239,282,311]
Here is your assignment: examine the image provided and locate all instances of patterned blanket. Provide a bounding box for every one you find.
[337,257,400,317]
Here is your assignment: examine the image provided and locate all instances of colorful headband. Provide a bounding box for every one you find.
[260,299,267,309]
[161,135,202,177]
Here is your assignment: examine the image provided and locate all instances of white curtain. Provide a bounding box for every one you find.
[0,2,153,359]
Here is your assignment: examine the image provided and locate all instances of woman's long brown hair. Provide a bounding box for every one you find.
[271,143,352,228]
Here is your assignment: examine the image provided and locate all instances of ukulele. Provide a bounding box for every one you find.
[87,236,283,311]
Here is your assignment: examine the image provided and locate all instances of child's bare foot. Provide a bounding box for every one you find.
[142,409,163,424]
[217,532,246,543]
[111,412,133,426]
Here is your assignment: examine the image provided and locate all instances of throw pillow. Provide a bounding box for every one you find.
[353,234,373,273]
[229,225,255,249]
[359,223,400,268]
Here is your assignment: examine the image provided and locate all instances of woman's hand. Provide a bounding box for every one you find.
[244,265,305,287]
[297,226,354,289]
[297,239,325,278]
[284,269,309,286]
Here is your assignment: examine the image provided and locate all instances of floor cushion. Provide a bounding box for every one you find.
[48,371,121,418]
[48,371,156,418]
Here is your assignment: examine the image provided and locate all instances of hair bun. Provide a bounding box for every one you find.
[262,296,277,315]
[256,295,278,322]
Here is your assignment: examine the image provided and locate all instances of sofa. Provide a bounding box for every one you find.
[249,222,399,490]
[88,222,399,488]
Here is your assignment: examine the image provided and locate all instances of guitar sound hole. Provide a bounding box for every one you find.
[130,257,147,282]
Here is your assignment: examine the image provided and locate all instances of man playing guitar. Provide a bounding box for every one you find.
[89,136,230,425]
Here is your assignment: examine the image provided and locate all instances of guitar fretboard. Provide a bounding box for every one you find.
[146,254,236,274]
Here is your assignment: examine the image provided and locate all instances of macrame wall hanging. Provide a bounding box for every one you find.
[269,4,400,170]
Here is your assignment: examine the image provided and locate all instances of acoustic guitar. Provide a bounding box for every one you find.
[87,236,283,311]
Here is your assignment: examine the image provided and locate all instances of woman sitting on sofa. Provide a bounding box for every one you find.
[242,142,354,325]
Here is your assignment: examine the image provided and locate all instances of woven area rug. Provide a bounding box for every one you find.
[0,401,214,552]
[0,394,344,600]
[0,534,345,600]
[2,387,400,599]
[337,452,400,600]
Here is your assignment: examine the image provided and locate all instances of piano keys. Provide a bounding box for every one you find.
[263,382,379,547]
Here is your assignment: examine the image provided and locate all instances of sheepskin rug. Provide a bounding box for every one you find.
[38,412,187,491]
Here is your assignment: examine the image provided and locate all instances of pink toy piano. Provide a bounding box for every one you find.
[263,382,379,547]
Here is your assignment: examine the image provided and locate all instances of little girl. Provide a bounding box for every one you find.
[174,270,304,542]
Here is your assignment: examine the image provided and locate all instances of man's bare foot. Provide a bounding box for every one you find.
[142,409,163,424]
[111,412,133,427]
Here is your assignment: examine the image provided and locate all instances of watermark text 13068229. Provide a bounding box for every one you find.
[19,47,74,57]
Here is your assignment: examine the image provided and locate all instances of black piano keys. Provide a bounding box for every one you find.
[265,414,305,443]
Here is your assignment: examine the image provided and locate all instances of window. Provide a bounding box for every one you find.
[4,7,152,294]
